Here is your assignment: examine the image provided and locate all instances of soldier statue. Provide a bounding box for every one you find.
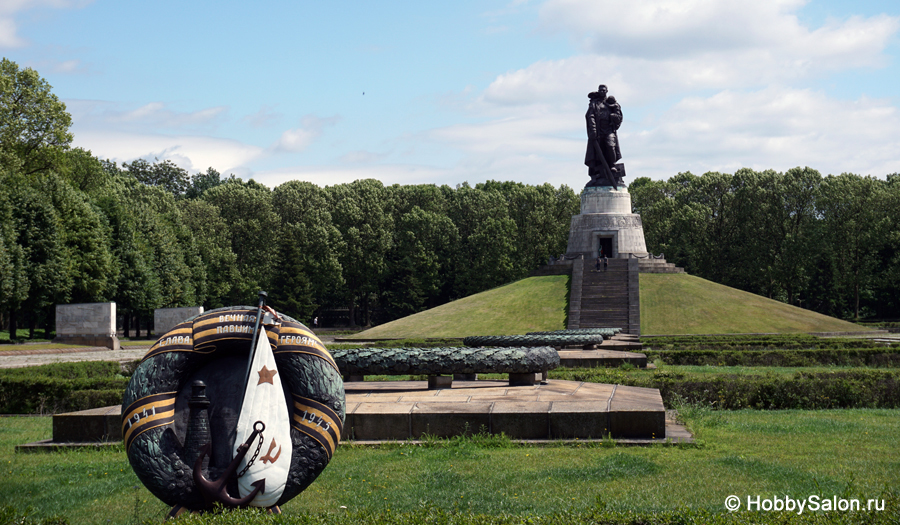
[584,84,625,189]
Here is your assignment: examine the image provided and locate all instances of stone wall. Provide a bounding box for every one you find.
[53,303,119,349]
[154,306,204,336]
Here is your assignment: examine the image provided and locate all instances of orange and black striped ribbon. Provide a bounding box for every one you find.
[275,327,340,374]
[291,395,342,459]
[123,392,177,452]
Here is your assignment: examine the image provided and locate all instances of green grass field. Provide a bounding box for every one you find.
[1,409,897,523]
[640,274,867,335]
[348,275,570,339]
[349,273,867,339]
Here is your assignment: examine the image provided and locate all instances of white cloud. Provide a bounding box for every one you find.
[273,114,340,153]
[0,0,93,48]
[252,163,447,189]
[539,0,897,64]
[71,130,264,175]
[66,99,228,132]
[478,1,899,109]
[627,87,900,177]
[0,16,23,47]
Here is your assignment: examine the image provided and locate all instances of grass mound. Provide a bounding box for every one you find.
[352,273,867,339]
[347,275,570,339]
[641,274,868,335]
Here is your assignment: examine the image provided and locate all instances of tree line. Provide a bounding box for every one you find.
[630,168,900,320]
[0,55,579,336]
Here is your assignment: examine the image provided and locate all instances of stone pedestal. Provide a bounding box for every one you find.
[566,186,647,258]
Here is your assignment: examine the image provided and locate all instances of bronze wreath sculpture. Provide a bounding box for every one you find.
[122,300,344,516]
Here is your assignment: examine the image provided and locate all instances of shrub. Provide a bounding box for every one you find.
[0,362,127,414]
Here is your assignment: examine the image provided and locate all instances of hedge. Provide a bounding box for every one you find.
[550,368,900,410]
[643,334,891,351]
[0,361,128,414]
[646,348,900,367]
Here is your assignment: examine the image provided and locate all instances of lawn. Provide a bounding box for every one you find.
[347,273,868,340]
[1,409,897,524]
[640,274,868,335]
[348,275,570,339]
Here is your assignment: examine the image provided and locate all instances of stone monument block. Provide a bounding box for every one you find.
[154,306,204,336]
[567,186,647,258]
[53,302,119,349]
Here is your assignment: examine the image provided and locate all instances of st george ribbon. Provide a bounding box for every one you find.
[233,326,291,507]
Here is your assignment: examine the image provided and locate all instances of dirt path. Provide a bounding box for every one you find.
[0,345,151,369]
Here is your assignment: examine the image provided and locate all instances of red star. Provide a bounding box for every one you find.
[257,365,278,385]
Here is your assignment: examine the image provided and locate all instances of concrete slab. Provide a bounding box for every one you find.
[347,402,415,441]
[411,402,493,438]
[52,405,122,442]
[491,401,551,439]
[343,379,666,441]
[549,400,609,439]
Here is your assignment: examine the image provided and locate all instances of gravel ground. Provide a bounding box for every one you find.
[0,332,343,369]
[0,345,151,369]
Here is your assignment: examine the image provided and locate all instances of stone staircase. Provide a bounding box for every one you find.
[636,257,685,273]
[567,257,640,335]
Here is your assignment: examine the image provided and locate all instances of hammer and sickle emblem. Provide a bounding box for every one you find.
[260,438,282,464]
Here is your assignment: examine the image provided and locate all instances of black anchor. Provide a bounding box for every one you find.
[193,420,267,509]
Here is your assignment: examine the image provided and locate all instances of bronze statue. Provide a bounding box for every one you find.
[584,85,625,189]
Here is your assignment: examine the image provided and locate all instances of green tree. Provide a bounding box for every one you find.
[123,158,191,197]
[0,178,27,330]
[202,178,279,304]
[446,184,517,299]
[185,167,224,199]
[326,179,393,326]
[178,198,238,308]
[478,181,579,277]
[818,174,890,319]
[270,180,344,322]
[381,204,458,319]
[0,59,72,176]
[56,148,112,195]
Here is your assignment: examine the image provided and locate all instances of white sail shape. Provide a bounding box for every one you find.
[233,327,292,507]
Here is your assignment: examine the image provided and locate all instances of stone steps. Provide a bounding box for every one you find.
[637,258,685,274]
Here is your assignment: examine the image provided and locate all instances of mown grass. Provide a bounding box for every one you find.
[1,408,898,523]
[348,275,570,339]
[348,273,868,339]
[0,329,52,344]
[641,274,868,335]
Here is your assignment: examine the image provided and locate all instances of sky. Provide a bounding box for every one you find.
[3,0,899,190]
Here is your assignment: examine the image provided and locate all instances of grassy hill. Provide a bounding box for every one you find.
[345,275,570,339]
[639,273,866,335]
[348,273,867,339]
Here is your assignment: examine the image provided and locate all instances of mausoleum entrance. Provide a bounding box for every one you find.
[596,236,615,258]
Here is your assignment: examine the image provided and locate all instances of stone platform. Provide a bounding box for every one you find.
[17,406,123,452]
[343,379,666,441]
[17,380,677,451]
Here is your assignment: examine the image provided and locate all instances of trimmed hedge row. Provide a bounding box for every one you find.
[646,348,900,367]
[0,361,128,414]
[463,334,605,347]
[550,368,900,409]
[643,334,890,351]
[527,328,620,337]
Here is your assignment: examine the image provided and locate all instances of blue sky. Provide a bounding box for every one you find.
[3,0,899,190]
